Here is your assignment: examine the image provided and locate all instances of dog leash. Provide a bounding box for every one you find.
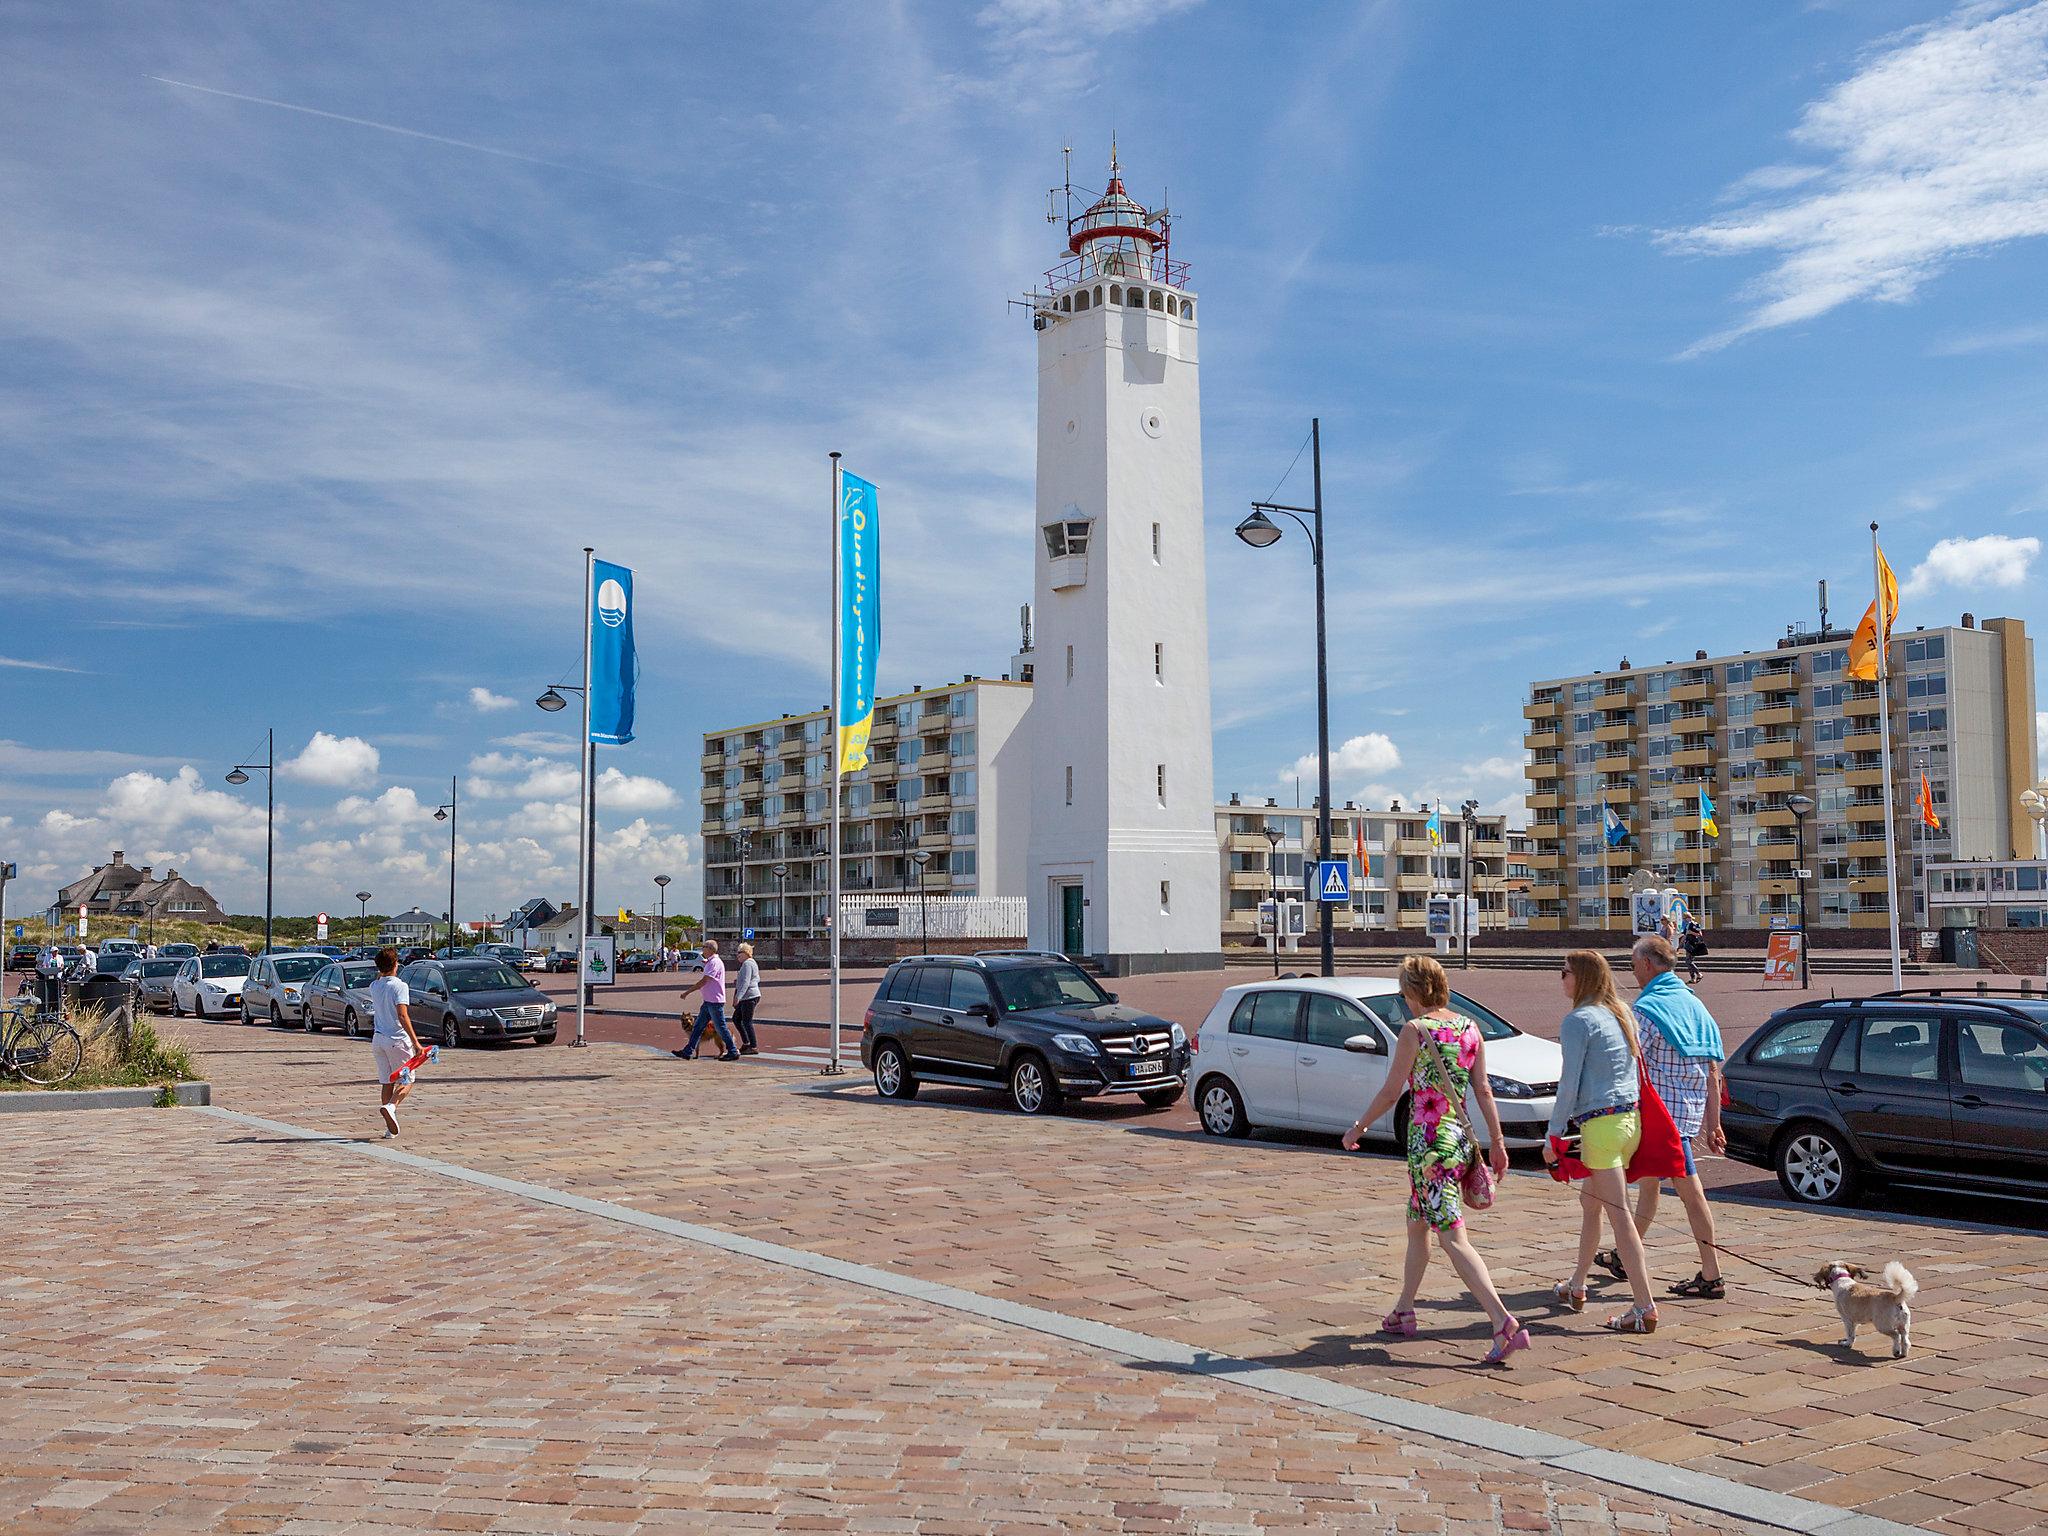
[1567,1178,1814,1288]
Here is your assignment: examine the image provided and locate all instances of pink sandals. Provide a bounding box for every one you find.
[1483,1317,1531,1365]
[1379,1308,1418,1338]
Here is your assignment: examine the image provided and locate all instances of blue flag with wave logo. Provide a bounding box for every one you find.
[590,558,636,746]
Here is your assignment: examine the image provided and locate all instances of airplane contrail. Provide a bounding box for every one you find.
[147,75,682,194]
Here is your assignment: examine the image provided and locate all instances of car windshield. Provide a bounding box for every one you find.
[200,956,251,978]
[140,959,182,977]
[1364,989,1518,1042]
[990,962,1112,1012]
[161,946,196,957]
[341,964,377,988]
[272,957,326,982]
[95,952,132,972]
[447,964,524,994]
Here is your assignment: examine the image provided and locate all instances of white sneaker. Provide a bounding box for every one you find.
[379,1104,399,1137]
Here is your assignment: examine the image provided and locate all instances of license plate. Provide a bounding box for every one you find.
[1130,1058,1164,1077]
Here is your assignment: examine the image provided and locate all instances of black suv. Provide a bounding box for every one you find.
[861,952,1190,1115]
[1723,987,2048,1207]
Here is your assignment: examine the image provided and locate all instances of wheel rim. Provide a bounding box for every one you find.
[1014,1061,1045,1112]
[272,1004,282,1026]
[18,1022,82,1085]
[876,1049,902,1095]
[346,1010,357,1037]
[1786,1133,1843,1200]
[1200,1084,1237,1134]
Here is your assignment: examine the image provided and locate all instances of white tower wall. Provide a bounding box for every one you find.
[1025,271,1223,973]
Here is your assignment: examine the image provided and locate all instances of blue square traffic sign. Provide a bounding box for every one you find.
[1315,860,1350,902]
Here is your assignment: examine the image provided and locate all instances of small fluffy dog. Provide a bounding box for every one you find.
[1814,1261,1918,1357]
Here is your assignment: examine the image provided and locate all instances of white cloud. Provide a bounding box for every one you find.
[491,731,577,756]
[1660,2,2048,353]
[0,655,86,673]
[468,686,516,712]
[1285,732,1402,788]
[596,766,677,813]
[464,752,674,812]
[0,741,184,776]
[279,732,381,788]
[1900,533,2041,597]
[333,785,427,827]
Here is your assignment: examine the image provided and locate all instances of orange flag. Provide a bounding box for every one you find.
[1917,773,1942,832]
[1847,544,1899,682]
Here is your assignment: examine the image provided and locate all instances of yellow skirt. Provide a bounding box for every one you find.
[1578,1110,1641,1171]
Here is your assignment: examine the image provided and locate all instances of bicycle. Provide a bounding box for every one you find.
[1,987,84,1086]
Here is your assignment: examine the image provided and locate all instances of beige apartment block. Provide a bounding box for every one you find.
[700,678,1032,945]
[1215,795,1515,939]
[1522,612,2037,933]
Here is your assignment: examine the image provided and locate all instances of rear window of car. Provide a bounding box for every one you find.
[273,957,326,982]
[449,964,524,993]
[1229,990,1302,1041]
[200,956,250,978]
[1748,1014,1834,1068]
[139,959,181,977]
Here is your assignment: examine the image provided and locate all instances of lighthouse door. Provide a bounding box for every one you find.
[1058,884,1086,958]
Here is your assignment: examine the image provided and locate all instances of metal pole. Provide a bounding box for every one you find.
[446,775,457,954]
[1795,811,1811,989]
[777,870,787,970]
[827,452,844,1075]
[1461,809,1473,969]
[264,726,274,956]
[1870,523,1905,990]
[575,547,593,1048]
[1310,419,1333,979]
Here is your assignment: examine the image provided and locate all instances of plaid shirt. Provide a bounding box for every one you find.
[1640,1018,1711,1138]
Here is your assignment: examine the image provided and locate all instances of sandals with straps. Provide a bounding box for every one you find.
[1668,1271,1725,1300]
[1483,1317,1531,1365]
[1592,1248,1628,1281]
[1379,1308,1418,1338]
[1551,1281,1586,1313]
[1604,1304,1659,1335]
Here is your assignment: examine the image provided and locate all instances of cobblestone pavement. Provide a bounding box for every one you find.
[9,1109,1773,1536]
[17,1027,2048,1534]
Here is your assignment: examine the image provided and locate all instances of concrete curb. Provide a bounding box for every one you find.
[196,1102,1919,1536]
[1,1081,210,1113]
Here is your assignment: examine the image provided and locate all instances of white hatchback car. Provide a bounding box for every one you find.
[1189,976,1563,1149]
[170,953,252,1019]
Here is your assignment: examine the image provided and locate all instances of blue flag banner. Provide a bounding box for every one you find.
[590,558,637,746]
[837,472,881,774]
[1602,801,1630,849]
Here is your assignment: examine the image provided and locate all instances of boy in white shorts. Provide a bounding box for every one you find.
[370,947,424,1137]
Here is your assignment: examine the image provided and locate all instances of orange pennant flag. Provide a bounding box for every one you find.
[1847,544,1899,682]
[1917,773,1942,832]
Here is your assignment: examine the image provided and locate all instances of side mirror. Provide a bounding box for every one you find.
[1104,992,1119,1004]
[968,1002,995,1021]
[1343,1032,1385,1055]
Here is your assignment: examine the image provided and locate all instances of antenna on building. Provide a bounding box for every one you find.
[1018,603,1033,654]
[1818,578,1829,634]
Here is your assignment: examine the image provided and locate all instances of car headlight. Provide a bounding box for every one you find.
[1487,1074,1535,1100]
[1169,1022,1187,1050]
[1050,1032,1098,1056]
[283,986,300,999]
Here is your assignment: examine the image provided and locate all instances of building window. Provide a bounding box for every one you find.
[1160,880,1171,913]
[1093,285,1103,305]
[1153,642,1163,681]
[1065,766,1073,806]
[1156,764,1167,805]
[1128,287,1145,309]
[1150,289,1164,311]
[1065,644,1074,683]
[1042,519,1091,558]
[1109,285,1122,305]
[1059,294,1070,312]
[1151,521,1161,562]
[1181,300,1194,322]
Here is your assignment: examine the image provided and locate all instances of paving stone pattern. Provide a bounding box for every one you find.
[8,1112,1765,1536]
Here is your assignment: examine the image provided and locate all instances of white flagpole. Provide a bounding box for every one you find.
[1871,521,1904,989]
[827,452,845,1075]
[575,546,593,1049]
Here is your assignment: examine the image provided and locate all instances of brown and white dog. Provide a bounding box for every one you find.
[1814,1261,1918,1357]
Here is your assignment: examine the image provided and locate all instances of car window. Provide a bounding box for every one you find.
[990,962,1111,1011]
[1361,990,1516,1042]
[199,956,250,979]
[140,959,180,977]
[905,966,952,1008]
[1849,1015,1942,1082]
[273,957,326,982]
[313,964,337,987]
[419,967,446,994]
[448,964,524,993]
[947,969,991,1012]
[1958,1021,2048,1092]
[1751,1015,1834,1068]
[1304,994,1376,1051]
[343,965,376,989]
[1229,990,1302,1041]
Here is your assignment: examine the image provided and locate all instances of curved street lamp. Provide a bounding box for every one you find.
[1787,792,1816,989]
[1262,823,1284,978]
[653,873,671,965]
[355,890,373,954]
[910,847,933,956]
[770,862,789,970]
[225,729,275,955]
[432,777,457,954]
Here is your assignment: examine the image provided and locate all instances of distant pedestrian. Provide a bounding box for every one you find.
[1544,950,1660,1334]
[674,938,739,1061]
[1679,917,1706,983]
[1343,955,1528,1366]
[730,942,761,1055]
[1607,935,1728,1300]
[370,946,425,1138]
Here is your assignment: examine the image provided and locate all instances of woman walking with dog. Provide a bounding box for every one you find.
[1343,955,1528,1366]
[1543,950,1661,1333]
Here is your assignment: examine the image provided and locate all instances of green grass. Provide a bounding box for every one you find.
[0,1006,199,1093]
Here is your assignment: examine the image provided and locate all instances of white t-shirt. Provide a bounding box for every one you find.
[370,975,411,1040]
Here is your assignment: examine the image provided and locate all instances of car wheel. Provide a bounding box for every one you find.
[535,1032,556,1046]
[1008,1053,1061,1116]
[238,1001,251,1026]
[1775,1123,1861,1207]
[872,1040,917,1100]
[441,1014,460,1049]
[1139,1084,1184,1109]
[343,1007,361,1039]
[303,1002,319,1033]
[270,1002,290,1031]
[172,995,186,1018]
[1197,1075,1249,1137]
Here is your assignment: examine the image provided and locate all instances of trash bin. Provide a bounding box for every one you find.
[73,973,134,1017]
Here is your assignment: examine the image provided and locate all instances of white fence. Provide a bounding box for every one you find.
[836,895,1026,941]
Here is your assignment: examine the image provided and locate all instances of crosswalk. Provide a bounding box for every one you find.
[751,1041,860,1071]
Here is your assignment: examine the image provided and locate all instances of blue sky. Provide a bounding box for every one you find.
[3,0,2044,923]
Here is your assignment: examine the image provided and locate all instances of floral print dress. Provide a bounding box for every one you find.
[1405,1013,1482,1231]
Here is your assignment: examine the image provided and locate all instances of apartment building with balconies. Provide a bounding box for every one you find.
[1215,796,1515,939]
[699,678,1031,944]
[1522,612,2037,933]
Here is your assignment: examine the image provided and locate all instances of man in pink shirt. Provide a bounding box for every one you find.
[674,938,738,1060]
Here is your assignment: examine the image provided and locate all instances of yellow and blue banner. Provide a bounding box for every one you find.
[1424,806,1442,846]
[1698,788,1718,840]
[1602,800,1630,848]
[837,471,881,774]
[589,558,636,746]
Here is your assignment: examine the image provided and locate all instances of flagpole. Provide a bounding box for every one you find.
[827,451,845,1076]
[1872,521,1904,989]
[575,546,593,1050]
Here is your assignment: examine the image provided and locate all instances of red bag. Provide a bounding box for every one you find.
[1546,1064,1687,1184]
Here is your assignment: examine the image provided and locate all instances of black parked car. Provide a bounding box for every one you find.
[7,943,40,972]
[396,958,559,1048]
[1723,988,2048,1207]
[860,952,1190,1116]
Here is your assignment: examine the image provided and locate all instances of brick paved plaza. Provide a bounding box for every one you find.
[6,1023,2047,1534]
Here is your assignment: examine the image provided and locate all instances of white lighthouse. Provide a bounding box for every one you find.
[1025,151,1223,974]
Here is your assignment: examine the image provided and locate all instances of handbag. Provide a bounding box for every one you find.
[1547,1061,1689,1184]
[1423,1027,1496,1211]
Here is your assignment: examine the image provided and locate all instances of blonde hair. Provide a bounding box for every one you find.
[1563,949,1640,1058]
[737,942,753,959]
[1398,954,1450,1012]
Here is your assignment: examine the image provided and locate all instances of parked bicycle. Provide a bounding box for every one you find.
[1,987,84,1085]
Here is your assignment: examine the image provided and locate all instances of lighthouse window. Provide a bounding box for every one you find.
[1109,285,1122,305]
[1093,285,1103,305]
[1060,294,1071,312]
[1128,287,1145,308]
[1166,296,1178,316]
[1042,519,1092,559]
[1150,290,1164,312]
[1182,301,1193,322]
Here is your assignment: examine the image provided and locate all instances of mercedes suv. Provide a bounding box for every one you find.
[860,952,1190,1115]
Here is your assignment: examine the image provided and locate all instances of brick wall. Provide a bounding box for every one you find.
[1979,929,2048,976]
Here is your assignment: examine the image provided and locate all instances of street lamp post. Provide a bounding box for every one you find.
[537,676,596,1034]
[225,728,275,956]
[355,890,372,953]
[1262,823,1283,978]
[433,777,458,954]
[1788,792,1815,989]
[653,874,670,965]
[1459,801,1480,969]
[1239,418,1334,978]
[910,849,932,955]
[770,863,789,970]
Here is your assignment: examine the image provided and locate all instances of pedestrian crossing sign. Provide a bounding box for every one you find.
[1316,860,1350,902]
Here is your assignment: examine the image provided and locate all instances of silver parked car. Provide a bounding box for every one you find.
[241,952,333,1026]
[303,959,380,1036]
[124,956,185,1012]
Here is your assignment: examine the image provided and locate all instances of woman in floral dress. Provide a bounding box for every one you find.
[1344,954,1528,1365]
